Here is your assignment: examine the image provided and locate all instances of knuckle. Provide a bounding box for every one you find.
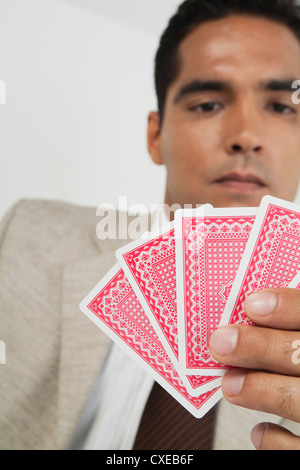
[282,334,299,365]
[243,326,299,373]
[276,332,300,373]
[244,372,300,423]
[276,381,297,419]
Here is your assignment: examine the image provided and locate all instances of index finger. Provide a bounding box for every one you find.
[244,287,300,330]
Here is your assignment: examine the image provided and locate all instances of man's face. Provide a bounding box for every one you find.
[148,15,300,208]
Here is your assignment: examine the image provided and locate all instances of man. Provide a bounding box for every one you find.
[1,0,300,450]
[146,0,300,450]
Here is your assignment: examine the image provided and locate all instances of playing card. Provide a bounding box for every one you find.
[115,212,222,396]
[175,206,257,375]
[288,271,300,288]
[79,263,222,418]
[219,196,300,327]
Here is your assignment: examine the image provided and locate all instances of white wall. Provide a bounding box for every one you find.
[0,0,181,219]
[1,0,300,220]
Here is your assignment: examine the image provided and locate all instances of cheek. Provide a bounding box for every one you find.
[283,163,300,194]
[160,120,214,171]
[269,155,300,201]
[265,119,300,177]
[275,142,300,183]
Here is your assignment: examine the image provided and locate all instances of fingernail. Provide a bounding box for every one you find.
[251,423,267,449]
[222,369,245,396]
[244,291,277,316]
[210,327,238,356]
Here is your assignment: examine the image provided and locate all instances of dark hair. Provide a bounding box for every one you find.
[155,0,300,122]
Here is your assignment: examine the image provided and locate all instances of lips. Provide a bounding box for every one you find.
[214,172,267,191]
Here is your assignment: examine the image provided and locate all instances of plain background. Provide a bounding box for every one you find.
[1,0,300,220]
[0,0,183,219]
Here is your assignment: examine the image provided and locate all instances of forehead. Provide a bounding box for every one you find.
[174,14,300,87]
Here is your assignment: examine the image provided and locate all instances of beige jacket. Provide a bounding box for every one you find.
[0,199,299,450]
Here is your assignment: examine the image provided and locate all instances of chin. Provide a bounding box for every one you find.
[209,190,271,208]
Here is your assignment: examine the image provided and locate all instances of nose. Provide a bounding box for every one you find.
[224,99,264,157]
[230,142,262,154]
[226,137,263,156]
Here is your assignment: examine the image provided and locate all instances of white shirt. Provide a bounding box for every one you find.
[69,343,154,450]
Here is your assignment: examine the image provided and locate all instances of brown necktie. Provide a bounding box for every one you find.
[133,381,217,450]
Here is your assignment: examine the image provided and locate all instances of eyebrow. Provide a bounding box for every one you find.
[173,80,231,104]
[262,79,298,91]
[173,78,298,104]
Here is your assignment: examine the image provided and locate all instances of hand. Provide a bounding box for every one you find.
[210,288,300,450]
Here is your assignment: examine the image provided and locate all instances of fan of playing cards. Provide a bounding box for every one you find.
[79,196,300,418]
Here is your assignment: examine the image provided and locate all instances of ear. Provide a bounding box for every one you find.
[147,111,163,165]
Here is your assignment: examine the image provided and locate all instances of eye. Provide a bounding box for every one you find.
[189,101,222,113]
[267,102,296,114]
